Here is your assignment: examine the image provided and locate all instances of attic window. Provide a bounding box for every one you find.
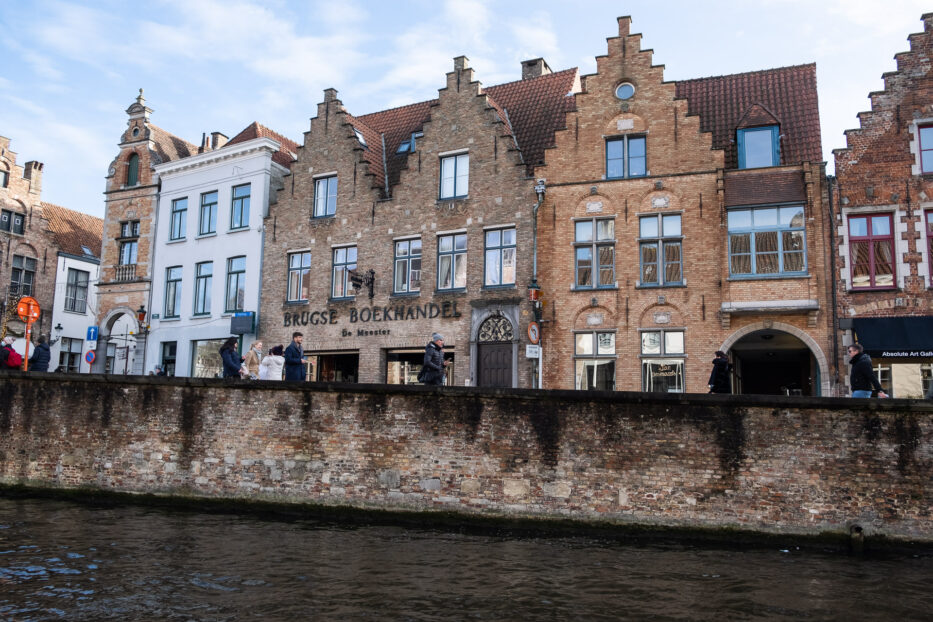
[353,128,367,148]
[396,132,424,154]
[737,125,780,169]
[615,83,635,100]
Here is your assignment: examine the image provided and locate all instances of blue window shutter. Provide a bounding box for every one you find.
[771,126,780,166]
[736,130,746,169]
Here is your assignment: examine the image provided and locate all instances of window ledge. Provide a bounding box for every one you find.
[390,292,421,299]
[196,232,218,239]
[191,314,212,319]
[482,284,517,291]
[846,286,899,293]
[227,226,251,234]
[311,215,336,222]
[433,288,467,296]
[166,238,186,244]
[436,196,469,204]
[727,274,810,281]
[328,297,356,304]
[160,317,181,322]
[635,283,686,289]
[284,300,309,306]
[571,285,619,292]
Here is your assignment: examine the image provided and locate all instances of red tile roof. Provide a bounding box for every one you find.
[40,202,103,258]
[675,64,822,168]
[353,100,437,195]
[225,121,300,169]
[148,125,197,163]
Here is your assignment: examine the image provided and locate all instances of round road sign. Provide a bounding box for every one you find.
[85,350,96,364]
[16,296,41,323]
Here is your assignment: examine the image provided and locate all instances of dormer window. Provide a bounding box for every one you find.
[737,125,779,169]
[353,128,367,148]
[396,132,424,154]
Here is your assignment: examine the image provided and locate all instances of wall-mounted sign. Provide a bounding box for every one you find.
[284,301,462,328]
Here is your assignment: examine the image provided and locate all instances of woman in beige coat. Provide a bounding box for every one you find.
[242,340,263,379]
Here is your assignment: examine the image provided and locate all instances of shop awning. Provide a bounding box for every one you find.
[853,316,933,358]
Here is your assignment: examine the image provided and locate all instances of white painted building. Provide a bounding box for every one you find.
[145,128,294,377]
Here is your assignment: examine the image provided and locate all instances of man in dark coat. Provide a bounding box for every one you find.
[707,350,732,394]
[283,332,306,381]
[28,335,51,372]
[847,343,888,398]
[419,332,448,386]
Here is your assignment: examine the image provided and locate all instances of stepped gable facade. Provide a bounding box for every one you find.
[94,90,197,374]
[258,57,579,387]
[832,13,933,397]
[532,16,832,395]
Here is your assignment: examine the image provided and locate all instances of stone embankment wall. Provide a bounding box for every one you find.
[1,374,931,541]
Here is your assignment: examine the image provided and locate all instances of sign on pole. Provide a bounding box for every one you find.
[16,296,41,371]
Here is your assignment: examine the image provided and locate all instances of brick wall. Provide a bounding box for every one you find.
[1,374,931,541]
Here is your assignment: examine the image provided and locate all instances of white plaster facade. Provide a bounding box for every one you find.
[146,137,286,377]
[48,252,101,372]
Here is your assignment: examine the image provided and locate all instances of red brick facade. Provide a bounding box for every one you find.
[832,13,933,397]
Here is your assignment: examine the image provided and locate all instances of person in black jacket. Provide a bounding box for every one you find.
[419,332,449,386]
[219,337,243,379]
[707,350,732,394]
[28,335,51,372]
[847,343,888,398]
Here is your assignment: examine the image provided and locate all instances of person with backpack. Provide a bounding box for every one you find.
[1,336,23,370]
[28,335,51,372]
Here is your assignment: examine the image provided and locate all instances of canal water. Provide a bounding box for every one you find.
[1,498,932,621]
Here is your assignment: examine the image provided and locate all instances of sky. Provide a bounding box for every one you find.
[0,0,929,218]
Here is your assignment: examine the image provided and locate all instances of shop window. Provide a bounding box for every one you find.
[288,251,312,301]
[848,213,894,289]
[191,338,228,378]
[606,135,646,179]
[639,214,682,286]
[574,331,615,391]
[164,266,182,318]
[194,261,212,315]
[922,364,932,398]
[170,198,187,240]
[440,153,469,199]
[920,124,933,174]
[574,218,615,289]
[484,227,516,287]
[11,255,36,296]
[199,191,218,235]
[641,329,685,393]
[58,337,83,373]
[437,233,467,290]
[394,239,421,294]
[225,256,246,312]
[64,268,89,313]
[1,209,25,235]
[737,125,780,169]
[874,363,893,396]
[314,176,337,218]
[161,342,177,376]
[313,352,360,383]
[332,246,357,299]
[728,205,806,276]
[230,183,250,229]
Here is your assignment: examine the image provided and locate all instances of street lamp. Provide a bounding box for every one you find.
[50,322,63,346]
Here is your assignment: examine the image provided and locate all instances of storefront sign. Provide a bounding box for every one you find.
[877,350,933,358]
[283,301,462,328]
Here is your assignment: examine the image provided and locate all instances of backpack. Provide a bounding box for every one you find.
[6,348,23,368]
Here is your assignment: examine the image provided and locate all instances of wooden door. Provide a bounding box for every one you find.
[478,343,511,387]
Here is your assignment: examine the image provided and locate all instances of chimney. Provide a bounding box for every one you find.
[521,58,552,80]
[23,161,43,195]
[211,132,229,149]
[199,132,210,153]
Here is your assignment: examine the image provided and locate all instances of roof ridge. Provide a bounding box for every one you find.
[483,66,579,91]
[147,124,198,150]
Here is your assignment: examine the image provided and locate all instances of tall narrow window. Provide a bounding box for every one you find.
[574,218,615,288]
[64,268,90,313]
[439,154,469,199]
[606,136,646,179]
[737,126,779,169]
[848,214,894,289]
[394,239,422,294]
[170,198,187,240]
[0,170,8,188]
[126,153,139,186]
[164,266,182,318]
[11,255,36,296]
[919,125,933,174]
[119,240,138,265]
[58,337,83,373]
[230,183,250,229]
[332,246,357,299]
[639,214,683,286]
[287,252,312,301]
[641,329,685,393]
[161,342,177,376]
[574,331,616,391]
[437,233,467,290]
[484,227,516,287]
[225,256,246,312]
[194,262,212,315]
[199,191,218,235]
[314,176,338,217]
[728,206,805,276]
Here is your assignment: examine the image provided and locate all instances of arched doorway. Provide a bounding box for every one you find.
[729,329,819,396]
[477,315,513,387]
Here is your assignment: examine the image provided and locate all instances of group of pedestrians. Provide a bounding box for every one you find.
[218,332,307,382]
[1,335,51,372]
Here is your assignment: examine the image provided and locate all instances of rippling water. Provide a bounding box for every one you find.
[1,497,932,621]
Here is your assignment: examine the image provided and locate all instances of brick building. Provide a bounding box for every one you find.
[258,57,580,386]
[532,17,833,395]
[832,13,933,398]
[93,90,196,374]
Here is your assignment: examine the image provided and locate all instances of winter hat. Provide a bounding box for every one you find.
[271,345,284,356]
[2,336,14,346]
[432,333,444,342]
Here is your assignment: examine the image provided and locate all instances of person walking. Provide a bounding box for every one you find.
[259,345,285,380]
[847,343,888,398]
[283,332,306,381]
[219,337,244,379]
[28,335,51,372]
[707,350,732,394]
[1,336,19,369]
[418,332,449,386]
[242,340,263,379]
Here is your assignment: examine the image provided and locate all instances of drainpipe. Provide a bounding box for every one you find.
[826,174,840,395]
[530,179,546,389]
